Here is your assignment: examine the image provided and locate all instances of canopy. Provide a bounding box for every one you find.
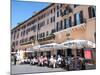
[33,45,41,51]
[61,40,96,49]
[33,43,66,52]
[40,43,67,51]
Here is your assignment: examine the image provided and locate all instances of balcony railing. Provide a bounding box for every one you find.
[38,33,55,42]
[61,7,73,17]
[20,39,35,45]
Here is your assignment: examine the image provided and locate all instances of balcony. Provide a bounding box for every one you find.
[38,33,55,42]
[61,7,73,17]
[20,39,35,45]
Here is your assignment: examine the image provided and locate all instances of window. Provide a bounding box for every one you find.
[16,41,18,46]
[14,34,16,39]
[57,11,59,17]
[88,6,96,18]
[60,20,63,30]
[31,25,36,32]
[60,9,62,16]
[21,31,23,36]
[74,11,83,25]
[60,4,62,7]
[42,33,45,37]
[54,8,55,12]
[53,16,55,22]
[64,17,72,29]
[23,30,25,36]
[51,9,53,13]
[56,21,63,31]
[64,10,66,15]
[46,31,49,36]
[47,19,49,24]
[57,5,59,10]
[51,17,52,23]
[17,33,19,38]
[64,18,69,28]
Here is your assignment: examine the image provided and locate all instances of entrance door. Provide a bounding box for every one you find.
[67,48,72,56]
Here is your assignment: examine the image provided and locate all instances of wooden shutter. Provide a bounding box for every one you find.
[74,14,76,26]
[88,7,92,18]
[80,11,84,23]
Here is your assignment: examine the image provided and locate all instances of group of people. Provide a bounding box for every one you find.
[29,54,86,70]
[12,54,86,71]
[29,55,64,68]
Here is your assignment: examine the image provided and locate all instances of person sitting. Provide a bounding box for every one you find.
[56,55,62,67]
[49,55,57,68]
[38,56,44,66]
[43,56,48,66]
[31,56,38,65]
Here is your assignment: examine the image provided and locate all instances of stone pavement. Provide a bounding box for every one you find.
[11,64,66,75]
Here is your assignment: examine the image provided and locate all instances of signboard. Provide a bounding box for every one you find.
[84,50,92,59]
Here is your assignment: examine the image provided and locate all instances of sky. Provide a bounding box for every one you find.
[11,0,50,28]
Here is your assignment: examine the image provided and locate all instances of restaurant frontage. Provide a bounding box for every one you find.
[13,17,96,69]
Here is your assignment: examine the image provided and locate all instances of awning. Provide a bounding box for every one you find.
[61,40,96,49]
[19,44,33,50]
[33,45,41,51]
[33,43,66,52]
[40,43,65,51]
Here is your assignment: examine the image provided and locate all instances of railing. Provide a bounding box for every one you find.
[61,7,73,17]
[20,39,35,45]
[38,34,55,42]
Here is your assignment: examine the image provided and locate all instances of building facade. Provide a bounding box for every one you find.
[11,3,96,61]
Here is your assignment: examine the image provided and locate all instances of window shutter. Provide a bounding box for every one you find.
[92,6,96,17]
[80,11,84,23]
[88,7,92,18]
[64,19,67,29]
[74,14,76,26]
[69,16,72,27]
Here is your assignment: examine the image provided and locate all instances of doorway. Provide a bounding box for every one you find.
[67,48,72,56]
